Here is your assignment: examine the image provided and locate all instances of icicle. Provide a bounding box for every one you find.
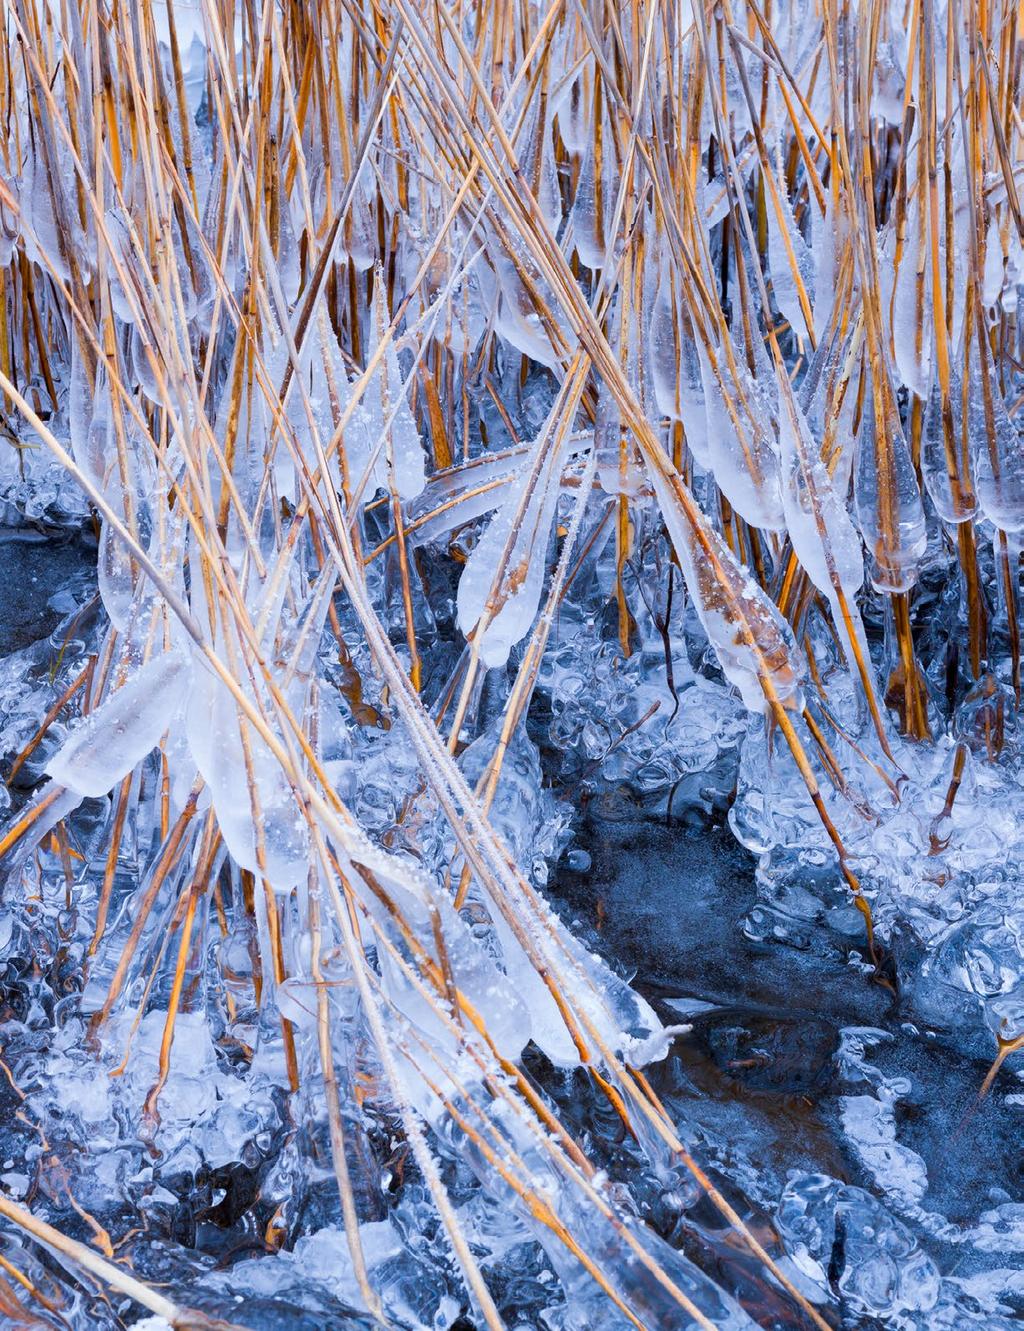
[129,325,161,406]
[570,141,606,270]
[982,216,1004,308]
[891,191,933,399]
[947,169,973,352]
[809,192,838,342]
[68,356,111,494]
[697,336,785,530]
[277,192,302,308]
[778,379,864,599]
[342,170,376,273]
[921,364,978,523]
[647,260,682,422]
[439,264,487,361]
[97,512,137,632]
[971,347,1024,533]
[554,68,588,155]
[493,254,559,368]
[703,172,733,229]
[368,274,427,501]
[526,100,562,234]
[595,384,643,497]
[364,860,531,1060]
[102,207,142,326]
[173,203,213,325]
[678,329,711,467]
[22,156,73,286]
[406,446,531,546]
[854,383,927,592]
[456,419,568,668]
[186,651,309,891]
[68,342,97,485]
[766,168,816,343]
[646,461,805,715]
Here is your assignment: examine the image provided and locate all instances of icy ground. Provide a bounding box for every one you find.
[0,530,1023,1330]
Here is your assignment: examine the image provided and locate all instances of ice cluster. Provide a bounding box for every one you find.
[0,0,1023,1326]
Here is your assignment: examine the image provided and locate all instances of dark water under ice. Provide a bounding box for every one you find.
[550,814,1024,1326]
[555,816,1018,1208]
[0,528,95,655]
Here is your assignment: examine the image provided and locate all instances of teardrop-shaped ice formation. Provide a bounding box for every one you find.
[697,335,786,530]
[570,139,607,270]
[921,358,978,523]
[891,191,933,399]
[778,378,864,599]
[854,381,927,592]
[595,383,643,496]
[370,275,428,501]
[457,415,568,667]
[971,345,1024,533]
[766,170,816,343]
[186,650,310,891]
[646,454,805,715]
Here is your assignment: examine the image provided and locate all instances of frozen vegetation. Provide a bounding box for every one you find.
[0,0,1023,1327]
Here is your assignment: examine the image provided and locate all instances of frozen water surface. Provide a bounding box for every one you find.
[548,817,1024,1327]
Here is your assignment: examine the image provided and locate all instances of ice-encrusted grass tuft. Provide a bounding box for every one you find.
[0,0,1022,1326]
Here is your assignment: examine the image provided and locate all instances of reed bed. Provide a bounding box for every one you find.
[0,0,1021,1325]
